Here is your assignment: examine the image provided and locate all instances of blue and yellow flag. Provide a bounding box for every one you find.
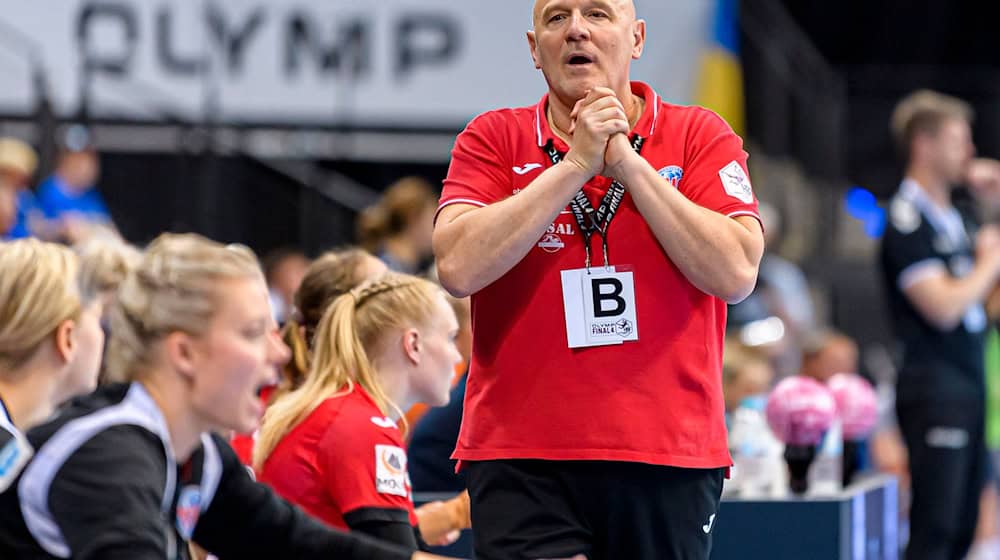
[694,0,745,137]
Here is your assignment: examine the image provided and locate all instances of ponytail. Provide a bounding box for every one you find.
[254,274,436,469]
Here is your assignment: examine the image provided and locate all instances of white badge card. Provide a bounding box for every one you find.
[561,267,639,348]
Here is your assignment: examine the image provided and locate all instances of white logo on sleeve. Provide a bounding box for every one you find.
[375,444,409,497]
[718,161,754,203]
[702,513,717,534]
[370,416,397,429]
[513,163,543,175]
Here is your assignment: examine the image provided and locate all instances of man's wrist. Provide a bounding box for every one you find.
[558,156,597,184]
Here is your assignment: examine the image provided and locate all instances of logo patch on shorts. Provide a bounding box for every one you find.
[718,161,754,203]
[375,445,409,497]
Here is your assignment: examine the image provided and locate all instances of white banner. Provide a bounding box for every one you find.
[0,0,711,128]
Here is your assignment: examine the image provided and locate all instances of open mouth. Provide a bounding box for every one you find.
[567,54,595,66]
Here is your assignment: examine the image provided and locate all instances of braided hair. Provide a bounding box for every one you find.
[254,272,444,469]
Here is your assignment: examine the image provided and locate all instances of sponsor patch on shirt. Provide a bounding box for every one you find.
[374,444,408,497]
[538,233,565,253]
[657,165,684,188]
[718,161,754,203]
[175,485,203,541]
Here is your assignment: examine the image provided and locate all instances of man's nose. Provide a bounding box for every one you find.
[565,12,591,42]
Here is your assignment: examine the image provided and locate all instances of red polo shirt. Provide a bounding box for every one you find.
[439,81,759,469]
[257,386,418,530]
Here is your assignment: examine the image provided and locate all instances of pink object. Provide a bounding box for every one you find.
[765,376,837,446]
[827,373,878,441]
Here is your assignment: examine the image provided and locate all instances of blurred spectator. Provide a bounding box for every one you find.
[357,177,438,274]
[800,329,859,383]
[0,137,38,239]
[881,89,1000,560]
[758,202,816,335]
[72,235,141,384]
[32,126,115,244]
[722,340,774,416]
[722,340,783,498]
[759,203,815,377]
[408,295,472,493]
[262,247,311,325]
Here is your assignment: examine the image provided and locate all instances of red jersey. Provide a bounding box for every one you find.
[439,81,760,469]
[257,386,418,530]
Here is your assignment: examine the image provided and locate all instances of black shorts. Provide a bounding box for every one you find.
[466,459,725,560]
[897,396,988,560]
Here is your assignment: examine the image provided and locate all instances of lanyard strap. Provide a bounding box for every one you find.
[543,134,645,269]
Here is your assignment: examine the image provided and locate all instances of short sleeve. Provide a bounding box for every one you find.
[318,422,413,521]
[438,111,514,217]
[678,109,760,222]
[47,427,168,560]
[882,205,945,291]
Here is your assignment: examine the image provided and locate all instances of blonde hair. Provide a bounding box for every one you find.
[722,339,769,386]
[255,272,442,469]
[74,236,141,304]
[0,239,80,372]
[0,137,38,179]
[891,90,974,160]
[279,248,378,401]
[356,177,438,252]
[104,233,262,382]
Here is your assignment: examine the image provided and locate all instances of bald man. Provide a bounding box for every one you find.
[433,1,763,558]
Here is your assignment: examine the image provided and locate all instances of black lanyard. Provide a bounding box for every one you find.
[543,134,645,269]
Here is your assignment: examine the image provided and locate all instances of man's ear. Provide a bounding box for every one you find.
[402,328,421,366]
[163,332,198,382]
[632,20,646,59]
[527,31,542,70]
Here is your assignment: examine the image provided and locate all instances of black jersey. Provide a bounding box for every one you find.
[0,394,33,494]
[880,179,989,401]
[0,383,413,560]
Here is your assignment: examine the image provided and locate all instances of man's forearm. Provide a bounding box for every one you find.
[909,263,1000,330]
[614,157,763,303]
[434,161,591,297]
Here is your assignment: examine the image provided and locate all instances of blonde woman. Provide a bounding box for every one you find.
[0,234,445,560]
[256,273,470,551]
[0,239,105,491]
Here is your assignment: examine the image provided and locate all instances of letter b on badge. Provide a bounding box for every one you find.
[591,278,626,317]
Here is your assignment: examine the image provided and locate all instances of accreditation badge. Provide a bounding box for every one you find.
[560,266,639,348]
